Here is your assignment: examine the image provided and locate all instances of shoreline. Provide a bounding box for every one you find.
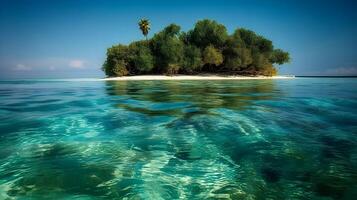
[103,75,295,81]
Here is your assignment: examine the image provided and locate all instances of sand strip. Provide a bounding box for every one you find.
[103,75,295,81]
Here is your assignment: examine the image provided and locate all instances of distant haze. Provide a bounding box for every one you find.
[1,0,356,79]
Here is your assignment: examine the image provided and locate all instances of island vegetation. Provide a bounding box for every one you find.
[102,19,290,77]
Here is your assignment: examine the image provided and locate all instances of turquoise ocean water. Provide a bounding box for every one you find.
[0,78,356,199]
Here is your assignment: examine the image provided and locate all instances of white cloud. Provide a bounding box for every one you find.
[69,59,86,69]
[13,64,32,71]
[7,58,92,72]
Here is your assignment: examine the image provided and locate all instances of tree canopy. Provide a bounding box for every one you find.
[103,19,290,76]
[138,18,150,40]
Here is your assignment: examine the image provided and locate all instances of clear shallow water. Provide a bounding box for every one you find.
[0,78,356,200]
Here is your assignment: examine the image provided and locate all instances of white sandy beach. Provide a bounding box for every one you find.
[104,75,295,81]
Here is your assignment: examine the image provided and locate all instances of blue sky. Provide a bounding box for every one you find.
[0,0,356,78]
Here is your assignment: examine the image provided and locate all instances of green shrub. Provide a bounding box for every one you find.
[165,64,180,75]
[102,45,130,76]
[129,41,154,73]
[270,49,290,65]
[182,45,202,73]
[203,45,223,66]
[113,60,128,76]
[102,19,290,77]
[151,24,184,73]
[188,19,228,49]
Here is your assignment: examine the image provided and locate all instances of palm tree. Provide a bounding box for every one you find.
[138,18,150,40]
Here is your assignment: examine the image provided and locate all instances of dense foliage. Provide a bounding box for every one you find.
[103,19,290,76]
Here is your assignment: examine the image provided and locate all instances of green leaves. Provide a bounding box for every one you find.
[182,45,202,73]
[151,24,184,73]
[103,19,290,77]
[203,45,223,66]
[129,41,154,73]
[138,18,150,39]
[113,60,128,76]
[102,45,130,77]
[224,47,253,70]
[188,19,228,49]
[270,49,290,65]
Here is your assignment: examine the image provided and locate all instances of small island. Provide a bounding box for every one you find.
[102,19,290,77]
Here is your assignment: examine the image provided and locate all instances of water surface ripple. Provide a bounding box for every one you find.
[0,78,356,199]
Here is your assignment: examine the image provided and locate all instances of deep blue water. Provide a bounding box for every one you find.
[0,78,356,199]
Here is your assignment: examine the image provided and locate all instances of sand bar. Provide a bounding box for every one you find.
[104,75,295,81]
